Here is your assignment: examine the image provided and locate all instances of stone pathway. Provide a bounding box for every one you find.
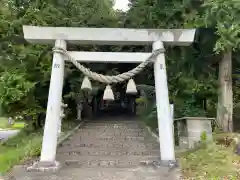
[0,129,20,142]
[7,118,181,180]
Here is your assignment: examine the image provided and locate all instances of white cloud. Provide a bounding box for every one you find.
[113,0,130,12]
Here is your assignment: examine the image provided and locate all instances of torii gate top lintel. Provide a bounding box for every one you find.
[23,25,196,46]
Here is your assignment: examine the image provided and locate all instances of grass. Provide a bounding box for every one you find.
[0,130,42,173]
[139,112,240,179]
[180,133,240,180]
[0,120,79,174]
[0,117,25,130]
[137,107,240,179]
[0,117,8,129]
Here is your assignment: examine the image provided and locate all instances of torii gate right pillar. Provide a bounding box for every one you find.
[153,41,176,164]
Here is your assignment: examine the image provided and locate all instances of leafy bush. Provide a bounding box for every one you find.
[176,99,207,117]
[136,85,158,131]
[233,102,240,131]
[0,71,35,117]
[136,84,207,132]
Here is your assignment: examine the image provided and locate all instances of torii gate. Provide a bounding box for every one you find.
[23,26,196,171]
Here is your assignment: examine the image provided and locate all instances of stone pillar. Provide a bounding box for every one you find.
[58,103,67,136]
[170,104,174,136]
[8,117,14,126]
[77,102,83,121]
[27,39,66,171]
[58,105,63,136]
[186,117,213,148]
[153,41,176,166]
[170,104,174,119]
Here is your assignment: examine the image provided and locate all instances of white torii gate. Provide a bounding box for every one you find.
[23,25,196,171]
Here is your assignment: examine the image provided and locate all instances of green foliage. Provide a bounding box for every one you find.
[125,0,219,120]
[135,85,158,130]
[233,57,240,106]
[200,131,207,142]
[1,0,238,123]
[0,71,35,116]
[0,0,119,118]
[234,103,240,119]
[202,0,240,53]
[178,99,206,117]
[126,0,239,128]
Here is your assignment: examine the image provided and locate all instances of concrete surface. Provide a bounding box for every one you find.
[23,25,196,46]
[6,118,182,180]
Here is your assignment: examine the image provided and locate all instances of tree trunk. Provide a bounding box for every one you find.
[217,50,233,132]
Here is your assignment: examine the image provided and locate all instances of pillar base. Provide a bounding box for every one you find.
[27,161,61,172]
[152,159,179,170]
[140,159,178,170]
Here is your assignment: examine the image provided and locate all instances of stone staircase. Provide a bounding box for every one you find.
[57,119,160,169]
[8,118,180,180]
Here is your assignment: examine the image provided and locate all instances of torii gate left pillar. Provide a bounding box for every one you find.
[23,26,196,171]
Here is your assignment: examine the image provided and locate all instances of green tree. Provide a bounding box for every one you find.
[200,0,240,132]
[125,0,218,118]
[0,0,119,118]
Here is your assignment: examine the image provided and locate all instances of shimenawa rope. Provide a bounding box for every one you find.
[52,47,164,84]
[52,46,164,100]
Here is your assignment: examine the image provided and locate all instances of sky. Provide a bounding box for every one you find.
[113,0,130,12]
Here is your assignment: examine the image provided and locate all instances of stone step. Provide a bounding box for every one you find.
[84,121,142,125]
[73,131,148,136]
[81,124,144,129]
[10,166,175,180]
[78,128,145,133]
[77,127,146,132]
[61,161,144,168]
[58,144,159,152]
[68,135,148,141]
[64,136,157,144]
[85,121,141,125]
[57,156,160,168]
[85,119,140,122]
[59,142,160,150]
[64,140,157,146]
[81,127,143,131]
[57,154,159,160]
[57,148,160,156]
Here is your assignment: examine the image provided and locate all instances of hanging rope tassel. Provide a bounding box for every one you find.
[126,79,138,94]
[103,85,114,100]
[81,76,92,91]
